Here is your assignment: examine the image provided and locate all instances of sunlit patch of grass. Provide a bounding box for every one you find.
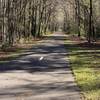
[65,40,100,100]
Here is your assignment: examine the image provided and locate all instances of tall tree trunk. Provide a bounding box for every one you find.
[88,0,93,43]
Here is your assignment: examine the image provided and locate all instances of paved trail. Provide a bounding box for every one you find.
[0,33,81,100]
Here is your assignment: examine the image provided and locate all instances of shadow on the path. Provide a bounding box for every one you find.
[0,81,80,99]
[0,34,81,100]
[43,35,67,41]
[0,35,69,73]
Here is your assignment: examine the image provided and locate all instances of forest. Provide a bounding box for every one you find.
[0,0,100,100]
[0,0,100,47]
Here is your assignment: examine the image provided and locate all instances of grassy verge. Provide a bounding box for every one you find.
[0,33,52,63]
[0,39,42,62]
[65,36,100,100]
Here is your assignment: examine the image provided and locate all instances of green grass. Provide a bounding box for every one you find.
[0,48,28,63]
[0,43,36,63]
[65,40,100,100]
[0,37,43,63]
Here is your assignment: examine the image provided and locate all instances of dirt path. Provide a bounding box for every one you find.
[0,32,81,100]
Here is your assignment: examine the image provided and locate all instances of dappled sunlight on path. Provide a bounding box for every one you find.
[0,33,81,100]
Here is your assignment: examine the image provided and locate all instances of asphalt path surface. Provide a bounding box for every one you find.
[0,32,81,100]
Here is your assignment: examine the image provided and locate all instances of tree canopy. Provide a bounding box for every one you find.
[0,0,100,46]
